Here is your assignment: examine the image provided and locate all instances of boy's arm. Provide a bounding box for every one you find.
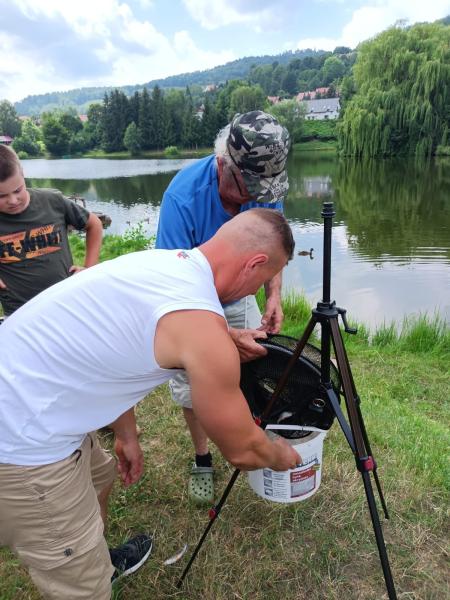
[83,212,103,267]
[69,212,103,274]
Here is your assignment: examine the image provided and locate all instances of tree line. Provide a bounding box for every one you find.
[339,21,449,157]
[14,49,330,116]
[1,19,448,158]
[2,79,308,157]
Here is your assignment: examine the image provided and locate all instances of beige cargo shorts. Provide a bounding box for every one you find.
[0,432,117,599]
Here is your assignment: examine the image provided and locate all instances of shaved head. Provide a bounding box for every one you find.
[215,208,295,264]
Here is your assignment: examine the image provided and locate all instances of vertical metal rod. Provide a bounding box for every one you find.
[321,201,335,304]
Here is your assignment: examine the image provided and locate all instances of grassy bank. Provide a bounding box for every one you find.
[82,148,212,160]
[292,140,337,152]
[1,234,449,600]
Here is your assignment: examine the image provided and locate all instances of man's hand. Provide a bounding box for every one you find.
[268,437,302,471]
[260,295,283,334]
[108,407,142,486]
[262,272,283,334]
[0,277,7,290]
[114,436,144,487]
[229,327,268,362]
[69,265,85,275]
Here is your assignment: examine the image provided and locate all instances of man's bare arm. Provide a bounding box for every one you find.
[155,310,300,471]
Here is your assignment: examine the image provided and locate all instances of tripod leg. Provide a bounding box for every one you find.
[336,342,390,517]
[329,318,397,599]
[177,468,241,588]
[361,470,397,599]
[324,384,355,452]
[330,318,390,518]
[355,400,390,519]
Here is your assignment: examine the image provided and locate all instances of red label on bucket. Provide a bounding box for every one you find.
[290,467,317,497]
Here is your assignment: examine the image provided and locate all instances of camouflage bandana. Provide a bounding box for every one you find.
[226,111,291,203]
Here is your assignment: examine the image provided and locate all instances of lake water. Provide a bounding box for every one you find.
[23,154,450,328]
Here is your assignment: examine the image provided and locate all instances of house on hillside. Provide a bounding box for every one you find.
[79,115,88,123]
[296,91,312,101]
[296,87,334,102]
[267,96,281,105]
[303,176,333,198]
[195,104,205,120]
[303,98,340,120]
[0,135,13,145]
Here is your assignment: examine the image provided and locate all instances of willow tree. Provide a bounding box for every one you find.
[339,22,450,157]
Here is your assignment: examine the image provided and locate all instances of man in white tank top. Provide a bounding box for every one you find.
[0,208,300,599]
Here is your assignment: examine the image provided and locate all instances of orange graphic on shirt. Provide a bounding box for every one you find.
[0,224,63,263]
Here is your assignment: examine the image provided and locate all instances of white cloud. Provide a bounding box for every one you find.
[110,31,233,88]
[0,0,235,102]
[182,0,281,31]
[296,0,450,51]
[182,0,252,29]
[2,0,448,104]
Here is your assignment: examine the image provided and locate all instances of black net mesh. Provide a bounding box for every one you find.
[240,335,341,439]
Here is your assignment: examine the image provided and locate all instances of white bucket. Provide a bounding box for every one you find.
[247,425,328,503]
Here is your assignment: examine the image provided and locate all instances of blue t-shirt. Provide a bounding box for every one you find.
[156,155,230,249]
[155,154,283,250]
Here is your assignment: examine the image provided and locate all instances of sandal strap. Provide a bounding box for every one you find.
[190,465,214,475]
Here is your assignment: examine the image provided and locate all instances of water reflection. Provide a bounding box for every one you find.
[26,173,177,208]
[23,157,196,179]
[23,155,450,326]
[333,158,450,263]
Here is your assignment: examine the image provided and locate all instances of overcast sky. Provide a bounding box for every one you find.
[1,0,449,103]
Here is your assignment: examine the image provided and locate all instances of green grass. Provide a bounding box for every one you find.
[82,147,212,159]
[1,236,449,600]
[70,223,155,263]
[292,140,337,152]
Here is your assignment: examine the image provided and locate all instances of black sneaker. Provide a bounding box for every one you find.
[110,534,153,583]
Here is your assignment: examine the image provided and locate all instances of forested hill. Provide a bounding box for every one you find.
[14,49,328,116]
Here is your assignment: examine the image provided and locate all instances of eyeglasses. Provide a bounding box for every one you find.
[229,166,245,197]
[226,161,254,201]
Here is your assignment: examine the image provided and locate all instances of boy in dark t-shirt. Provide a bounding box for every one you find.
[0,145,103,317]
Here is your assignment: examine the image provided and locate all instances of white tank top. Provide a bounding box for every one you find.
[0,248,224,465]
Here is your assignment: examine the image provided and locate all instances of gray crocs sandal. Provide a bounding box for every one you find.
[188,464,214,505]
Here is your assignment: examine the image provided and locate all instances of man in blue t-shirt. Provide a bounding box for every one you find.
[156,111,291,504]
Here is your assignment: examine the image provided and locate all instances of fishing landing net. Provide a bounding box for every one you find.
[240,334,341,439]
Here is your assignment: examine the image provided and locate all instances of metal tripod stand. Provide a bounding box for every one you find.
[178,201,397,600]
